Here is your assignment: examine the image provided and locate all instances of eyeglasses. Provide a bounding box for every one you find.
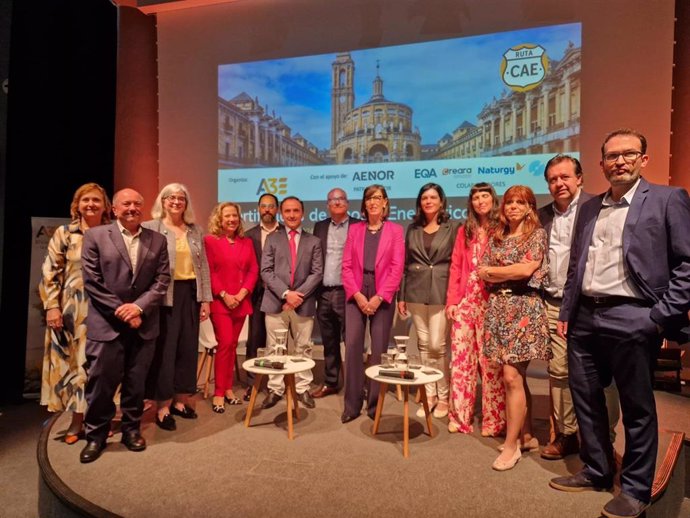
[602,151,643,163]
[328,197,347,205]
[365,195,384,202]
[259,203,276,209]
[165,195,187,203]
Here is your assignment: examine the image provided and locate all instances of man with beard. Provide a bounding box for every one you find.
[550,129,690,518]
[244,193,283,400]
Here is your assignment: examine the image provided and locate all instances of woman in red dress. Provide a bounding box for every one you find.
[205,202,258,413]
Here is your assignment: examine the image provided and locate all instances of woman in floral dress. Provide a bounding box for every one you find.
[40,183,111,444]
[445,183,505,435]
[478,185,550,471]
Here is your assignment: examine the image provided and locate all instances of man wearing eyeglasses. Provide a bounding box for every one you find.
[550,129,690,518]
[244,193,283,400]
[311,188,355,398]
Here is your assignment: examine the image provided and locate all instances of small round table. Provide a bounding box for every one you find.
[242,356,316,440]
[365,365,443,458]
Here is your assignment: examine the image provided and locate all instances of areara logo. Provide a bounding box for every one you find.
[441,167,472,176]
[501,44,549,93]
[351,170,395,182]
[257,177,288,196]
[477,163,525,175]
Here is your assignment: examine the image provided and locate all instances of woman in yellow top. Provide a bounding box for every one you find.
[143,183,212,431]
[40,182,111,444]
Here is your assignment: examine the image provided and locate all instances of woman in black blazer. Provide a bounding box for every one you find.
[398,183,458,419]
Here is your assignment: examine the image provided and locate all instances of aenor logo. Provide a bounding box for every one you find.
[352,170,395,182]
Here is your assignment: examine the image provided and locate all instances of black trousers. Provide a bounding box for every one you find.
[316,287,346,388]
[568,299,662,503]
[146,280,200,400]
[84,330,156,445]
[245,286,267,386]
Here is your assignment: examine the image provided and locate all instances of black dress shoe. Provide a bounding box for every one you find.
[80,441,105,463]
[243,387,252,402]
[341,412,360,424]
[549,471,612,492]
[261,391,282,409]
[121,431,147,452]
[297,391,315,409]
[156,413,177,431]
[602,492,649,518]
[170,405,198,419]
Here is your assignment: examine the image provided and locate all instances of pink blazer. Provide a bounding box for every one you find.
[446,225,490,305]
[342,220,405,303]
[204,234,258,317]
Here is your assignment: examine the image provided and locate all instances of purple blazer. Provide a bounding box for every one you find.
[342,220,405,303]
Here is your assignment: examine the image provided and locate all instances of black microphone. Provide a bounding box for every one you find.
[253,359,285,369]
[378,369,415,380]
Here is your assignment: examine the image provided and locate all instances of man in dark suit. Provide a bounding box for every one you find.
[260,196,323,409]
[79,188,170,463]
[243,193,283,400]
[311,188,355,398]
[538,155,619,461]
[550,130,690,518]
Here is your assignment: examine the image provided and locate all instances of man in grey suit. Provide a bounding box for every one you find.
[244,193,283,401]
[80,188,170,463]
[538,155,619,461]
[311,188,354,398]
[260,196,323,409]
[550,130,690,518]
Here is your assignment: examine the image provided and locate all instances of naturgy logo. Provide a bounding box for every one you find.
[257,178,287,196]
[477,163,525,176]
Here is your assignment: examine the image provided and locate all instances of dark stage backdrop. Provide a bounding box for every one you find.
[0,0,117,404]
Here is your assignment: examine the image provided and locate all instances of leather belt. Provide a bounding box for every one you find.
[322,285,344,291]
[491,286,540,296]
[581,295,648,307]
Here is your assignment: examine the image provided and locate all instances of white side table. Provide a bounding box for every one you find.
[242,356,316,440]
[365,365,443,457]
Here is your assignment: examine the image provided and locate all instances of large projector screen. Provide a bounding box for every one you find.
[217,23,581,224]
[156,0,674,226]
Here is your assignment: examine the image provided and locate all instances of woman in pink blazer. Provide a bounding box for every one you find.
[204,202,258,413]
[341,185,405,423]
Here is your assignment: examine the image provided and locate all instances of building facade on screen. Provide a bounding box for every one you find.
[218,93,324,168]
[330,53,422,164]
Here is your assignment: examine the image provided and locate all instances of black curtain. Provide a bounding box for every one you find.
[0,0,117,404]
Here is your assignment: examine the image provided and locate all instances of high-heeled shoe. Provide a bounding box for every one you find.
[492,446,522,471]
[64,430,84,445]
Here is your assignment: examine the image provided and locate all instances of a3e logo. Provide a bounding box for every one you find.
[257,178,287,196]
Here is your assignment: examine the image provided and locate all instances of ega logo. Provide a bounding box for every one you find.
[257,178,288,196]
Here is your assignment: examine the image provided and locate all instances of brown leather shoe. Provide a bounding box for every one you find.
[541,433,579,460]
[311,385,338,398]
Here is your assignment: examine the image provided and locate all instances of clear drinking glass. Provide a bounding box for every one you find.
[381,353,395,368]
[408,353,422,369]
[394,336,409,369]
[257,347,268,358]
[274,328,288,357]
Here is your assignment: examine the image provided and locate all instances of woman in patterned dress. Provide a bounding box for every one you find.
[40,183,111,444]
[445,183,505,435]
[478,185,550,471]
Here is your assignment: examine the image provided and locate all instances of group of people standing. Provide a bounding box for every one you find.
[40,128,690,518]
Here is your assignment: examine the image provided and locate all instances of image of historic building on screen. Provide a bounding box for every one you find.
[218,41,580,168]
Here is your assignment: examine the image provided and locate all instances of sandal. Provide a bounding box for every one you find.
[212,403,225,414]
[64,430,84,445]
[225,397,242,405]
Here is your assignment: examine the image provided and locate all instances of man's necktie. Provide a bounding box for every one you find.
[289,229,297,287]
